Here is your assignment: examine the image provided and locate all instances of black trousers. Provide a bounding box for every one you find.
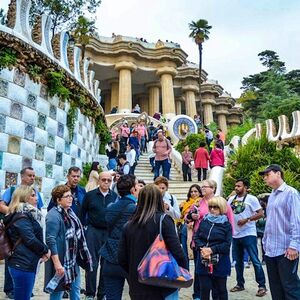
[182,163,192,181]
[85,225,107,298]
[199,275,228,300]
[265,255,300,300]
[197,168,207,181]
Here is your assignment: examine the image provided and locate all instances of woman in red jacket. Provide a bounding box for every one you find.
[194,141,210,181]
[210,143,225,168]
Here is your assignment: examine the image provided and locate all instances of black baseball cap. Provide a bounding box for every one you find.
[259,164,283,176]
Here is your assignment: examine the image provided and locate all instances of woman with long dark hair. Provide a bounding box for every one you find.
[118,184,187,300]
[85,161,100,192]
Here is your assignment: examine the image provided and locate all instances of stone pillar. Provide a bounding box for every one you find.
[136,93,149,113]
[109,79,119,111]
[217,113,228,134]
[182,85,198,118]
[202,94,216,125]
[147,83,160,117]
[101,91,111,114]
[175,99,182,114]
[115,62,137,113]
[157,67,177,119]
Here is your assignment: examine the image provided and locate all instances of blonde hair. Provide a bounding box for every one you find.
[208,196,227,215]
[202,179,217,193]
[8,185,35,214]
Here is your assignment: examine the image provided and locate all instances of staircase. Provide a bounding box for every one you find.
[134,154,197,203]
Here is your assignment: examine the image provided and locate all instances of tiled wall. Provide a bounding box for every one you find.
[0,68,100,203]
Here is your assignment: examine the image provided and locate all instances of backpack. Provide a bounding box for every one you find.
[0,215,26,260]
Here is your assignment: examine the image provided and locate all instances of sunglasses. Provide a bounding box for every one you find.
[101,178,112,183]
[208,205,219,210]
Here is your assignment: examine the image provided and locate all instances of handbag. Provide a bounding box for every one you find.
[137,214,193,289]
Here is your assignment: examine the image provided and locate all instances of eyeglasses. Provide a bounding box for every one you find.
[201,186,212,189]
[208,205,220,210]
[101,178,112,183]
[61,194,73,199]
[190,190,199,193]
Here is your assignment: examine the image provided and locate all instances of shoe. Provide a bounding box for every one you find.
[256,287,267,297]
[31,293,34,298]
[6,292,14,299]
[231,261,236,267]
[244,261,250,268]
[230,285,245,292]
[63,291,69,298]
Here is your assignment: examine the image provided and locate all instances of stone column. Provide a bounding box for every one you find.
[109,79,119,111]
[147,83,160,117]
[217,112,228,134]
[175,100,182,114]
[101,91,111,114]
[157,67,177,119]
[115,62,137,113]
[182,85,198,118]
[202,94,216,125]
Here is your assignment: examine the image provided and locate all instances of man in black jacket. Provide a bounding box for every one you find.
[80,171,118,300]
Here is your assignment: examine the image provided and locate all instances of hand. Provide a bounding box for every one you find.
[164,203,169,211]
[285,248,299,260]
[41,250,51,262]
[237,218,249,226]
[55,265,65,277]
[191,213,199,220]
[187,222,193,229]
[201,247,212,259]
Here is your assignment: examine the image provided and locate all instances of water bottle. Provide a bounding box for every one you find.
[45,273,64,294]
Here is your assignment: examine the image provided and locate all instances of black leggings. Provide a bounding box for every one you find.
[199,275,228,300]
[197,168,207,181]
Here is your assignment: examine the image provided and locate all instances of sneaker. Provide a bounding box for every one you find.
[6,292,14,299]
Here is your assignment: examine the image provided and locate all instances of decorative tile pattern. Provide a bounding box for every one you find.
[58,100,65,110]
[0,114,6,132]
[57,122,64,138]
[40,84,48,99]
[35,144,45,160]
[46,164,53,177]
[0,151,3,169]
[72,133,77,144]
[5,172,18,188]
[13,69,26,87]
[8,136,21,154]
[77,148,81,159]
[82,138,86,148]
[48,134,55,148]
[65,141,70,154]
[79,123,82,135]
[49,105,57,119]
[22,157,32,168]
[27,94,37,109]
[71,157,76,166]
[10,102,23,119]
[24,124,35,141]
[37,113,47,130]
[56,151,62,166]
[35,176,42,191]
[63,168,68,177]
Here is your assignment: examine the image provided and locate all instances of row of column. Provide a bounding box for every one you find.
[105,62,198,119]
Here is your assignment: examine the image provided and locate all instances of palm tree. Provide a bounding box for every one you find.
[189,19,212,121]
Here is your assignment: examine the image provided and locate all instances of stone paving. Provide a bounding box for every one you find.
[0,259,285,300]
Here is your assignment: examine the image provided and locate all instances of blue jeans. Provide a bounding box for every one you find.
[154,159,170,180]
[4,259,14,294]
[103,259,127,300]
[193,249,201,299]
[108,158,117,170]
[8,267,35,300]
[265,255,300,300]
[233,236,266,288]
[50,265,81,300]
[180,224,189,270]
[165,289,179,300]
[232,243,249,262]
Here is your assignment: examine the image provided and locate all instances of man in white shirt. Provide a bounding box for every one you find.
[228,178,267,297]
[125,144,137,175]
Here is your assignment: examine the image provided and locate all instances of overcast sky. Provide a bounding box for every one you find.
[1,0,300,97]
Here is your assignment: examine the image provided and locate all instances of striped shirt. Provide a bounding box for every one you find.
[263,182,300,257]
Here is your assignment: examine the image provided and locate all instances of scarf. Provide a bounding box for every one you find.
[16,202,42,225]
[178,197,201,224]
[56,206,93,286]
[205,213,228,224]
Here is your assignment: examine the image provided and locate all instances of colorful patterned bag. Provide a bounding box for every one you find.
[137,214,193,289]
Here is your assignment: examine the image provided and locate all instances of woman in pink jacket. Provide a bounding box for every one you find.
[210,143,225,168]
[194,141,210,181]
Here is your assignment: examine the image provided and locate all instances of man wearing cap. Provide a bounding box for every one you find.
[260,164,300,299]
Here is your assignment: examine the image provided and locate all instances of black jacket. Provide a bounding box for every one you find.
[100,195,136,264]
[80,188,117,228]
[4,212,48,272]
[118,212,187,300]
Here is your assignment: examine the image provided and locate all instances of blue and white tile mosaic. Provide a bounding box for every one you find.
[0,132,9,151]
[0,97,12,116]
[13,69,26,87]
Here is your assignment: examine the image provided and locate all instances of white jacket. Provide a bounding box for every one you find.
[163,192,181,219]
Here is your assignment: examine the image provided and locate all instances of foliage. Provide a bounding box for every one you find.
[188,19,212,44]
[67,104,78,142]
[95,118,111,154]
[30,0,101,35]
[226,119,255,144]
[46,70,71,100]
[78,162,91,187]
[240,50,300,122]
[175,133,206,155]
[0,48,17,71]
[223,136,300,197]
[27,64,43,82]
[206,121,218,136]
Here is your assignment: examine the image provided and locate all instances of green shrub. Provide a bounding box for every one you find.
[95,118,111,154]
[0,48,17,70]
[226,119,255,144]
[175,133,206,155]
[46,70,71,100]
[223,136,300,197]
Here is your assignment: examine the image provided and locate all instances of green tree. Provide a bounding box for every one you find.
[188,19,212,120]
[30,0,101,36]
